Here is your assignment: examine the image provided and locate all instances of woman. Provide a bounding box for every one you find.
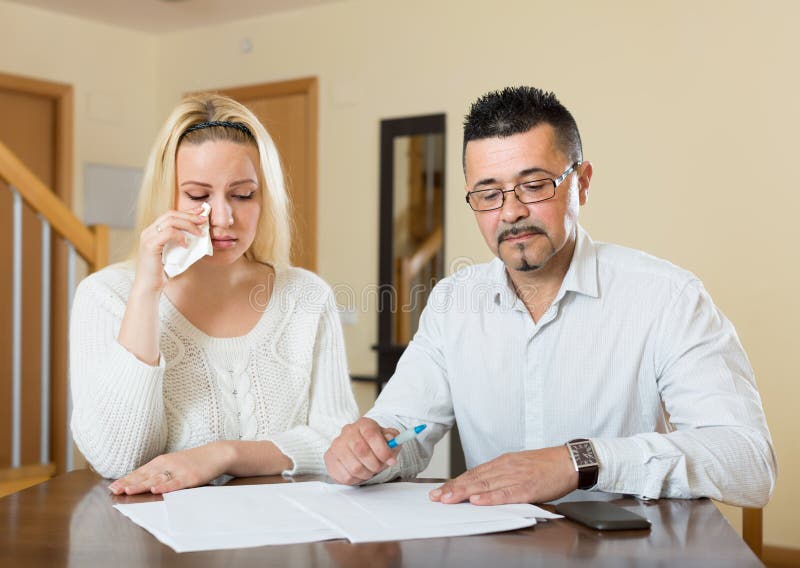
[69,94,358,495]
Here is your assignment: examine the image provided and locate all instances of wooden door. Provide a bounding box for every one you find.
[0,72,72,478]
[0,87,53,470]
[217,78,318,270]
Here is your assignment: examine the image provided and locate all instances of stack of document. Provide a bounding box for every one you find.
[114,481,561,552]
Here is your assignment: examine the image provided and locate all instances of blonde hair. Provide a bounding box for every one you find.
[132,93,292,268]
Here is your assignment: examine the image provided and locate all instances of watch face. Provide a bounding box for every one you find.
[571,441,596,467]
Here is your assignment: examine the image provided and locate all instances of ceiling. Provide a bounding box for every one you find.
[6,0,344,33]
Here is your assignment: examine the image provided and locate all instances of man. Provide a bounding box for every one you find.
[325,86,776,507]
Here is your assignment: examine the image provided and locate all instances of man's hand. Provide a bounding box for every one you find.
[428,445,579,505]
[324,418,400,485]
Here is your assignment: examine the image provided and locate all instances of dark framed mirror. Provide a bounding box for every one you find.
[350,113,466,478]
[376,114,446,388]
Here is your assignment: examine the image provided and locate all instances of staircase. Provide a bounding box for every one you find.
[0,139,108,497]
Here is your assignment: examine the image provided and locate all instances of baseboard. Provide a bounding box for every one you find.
[763,545,800,568]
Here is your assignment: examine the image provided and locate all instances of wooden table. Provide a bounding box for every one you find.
[1,470,762,567]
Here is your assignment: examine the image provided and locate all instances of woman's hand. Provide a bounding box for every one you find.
[133,207,207,294]
[118,206,208,365]
[108,442,235,495]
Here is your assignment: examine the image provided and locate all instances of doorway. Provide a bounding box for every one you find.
[214,78,318,271]
[0,71,73,475]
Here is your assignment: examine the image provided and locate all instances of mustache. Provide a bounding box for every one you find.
[497,224,546,245]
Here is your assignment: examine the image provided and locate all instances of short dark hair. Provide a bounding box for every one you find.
[463,86,583,170]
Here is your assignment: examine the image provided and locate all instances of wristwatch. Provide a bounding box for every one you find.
[566,438,599,490]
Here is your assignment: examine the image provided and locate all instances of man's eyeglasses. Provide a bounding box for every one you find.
[465,162,582,212]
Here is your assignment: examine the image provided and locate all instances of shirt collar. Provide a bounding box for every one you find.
[561,225,599,299]
[491,224,599,307]
[490,257,518,310]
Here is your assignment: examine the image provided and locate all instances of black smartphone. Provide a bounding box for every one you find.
[555,501,651,531]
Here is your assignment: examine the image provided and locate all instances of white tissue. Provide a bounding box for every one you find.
[162,202,213,278]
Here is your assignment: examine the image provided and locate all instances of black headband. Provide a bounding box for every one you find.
[180,120,254,141]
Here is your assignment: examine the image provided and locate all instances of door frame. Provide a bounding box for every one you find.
[0,72,73,202]
[209,77,319,270]
[0,71,73,474]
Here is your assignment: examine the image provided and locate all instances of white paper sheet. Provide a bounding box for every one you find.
[287,483,537,543]
[114,499,339,553]
[113,481,561,552]
[328,482,562,521]
[163,482,331,535]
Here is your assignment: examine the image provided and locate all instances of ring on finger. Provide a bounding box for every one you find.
[163,470,173,481]
[156,224,162,233]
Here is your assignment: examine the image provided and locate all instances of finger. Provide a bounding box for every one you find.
[158,209,206,224]
[141,227,188,252]
[429,482,445,501]
[359,425,399,466]
[150,213,205,239]
[336,451,375,483]
[156,225,209,250]
[335,423,387,477]
[170,216,206,233]
[330,420,396,482]
[155,217,204,237]
[180,205,207,217]
[383,428,400,440]
[330,455,362,485]
[429,453,513,501]
[155,227,190,249]
[109,475,134,494]
[326,436,370,482]
[110,468,154,494]
[347,435,390,475]
[325,448,360,485]
[325,436,374,485]
[125,471,172,495]
[430,480,462,503]
[324,450,351,484]
[469,483,528,506]
[429,467,476,501]
[437,470,509,504]
[381,429,402,466]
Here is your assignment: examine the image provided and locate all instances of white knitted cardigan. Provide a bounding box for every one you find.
[69,262,358,479]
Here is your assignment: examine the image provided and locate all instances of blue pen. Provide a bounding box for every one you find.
[387,424,426,449]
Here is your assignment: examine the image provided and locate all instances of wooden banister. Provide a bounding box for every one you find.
[0,137,108,492]
[92,224,110,273]
[396,226,443,343]
[0,139,107,270]
[405,226,443,280]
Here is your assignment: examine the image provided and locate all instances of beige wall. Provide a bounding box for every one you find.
[1,0,797,549]
[155,1,799,546]
[0,0,158,259]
